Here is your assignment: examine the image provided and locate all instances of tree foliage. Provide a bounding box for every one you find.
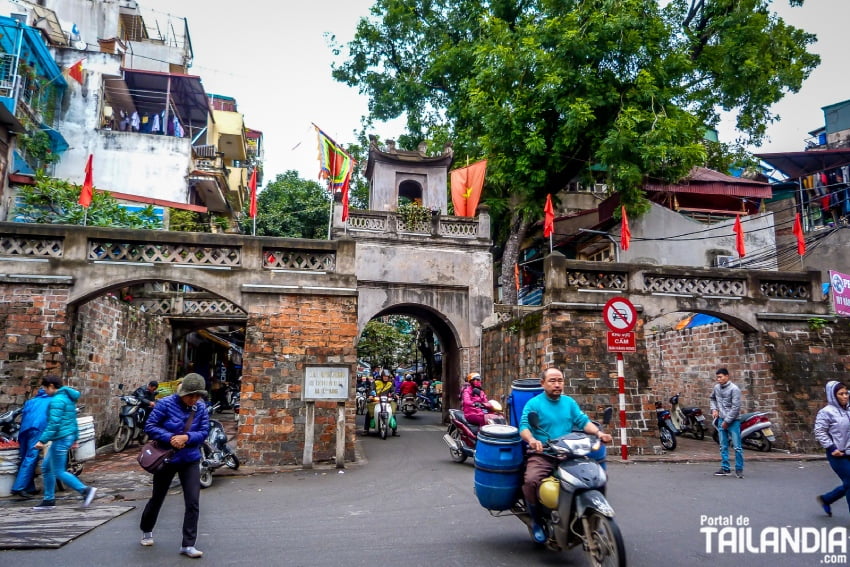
[332,0,819,302]
[357,318,417,370]
[240,170,332,238]
[14,171,160,228]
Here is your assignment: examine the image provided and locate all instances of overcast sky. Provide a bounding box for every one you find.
[141,0,849,188]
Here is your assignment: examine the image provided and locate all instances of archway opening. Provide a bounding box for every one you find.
[398,180,424,206]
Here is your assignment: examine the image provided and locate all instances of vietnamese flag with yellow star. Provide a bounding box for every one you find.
[450,160,487,217]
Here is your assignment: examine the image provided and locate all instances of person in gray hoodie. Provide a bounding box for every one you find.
[814,380,850,517]
[710,368,743,477]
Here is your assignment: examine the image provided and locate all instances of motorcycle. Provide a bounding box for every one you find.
[364,395,398,439]
[199,402,240,488]
[227,382,241,414]
[669,394,706,440]
[712,412,776,452]
[655,400,677,450]
[113,394,150,452]
[400,394,418,417]
[490,408,624,567]
[417,391,441,411]
[443,400,506,463]
[355,387,368,415]
[0,406,22,441]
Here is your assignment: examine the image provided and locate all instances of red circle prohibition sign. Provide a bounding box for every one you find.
[602,296,637,332]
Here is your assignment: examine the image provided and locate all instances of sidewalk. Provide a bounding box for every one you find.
[618,434,823,464]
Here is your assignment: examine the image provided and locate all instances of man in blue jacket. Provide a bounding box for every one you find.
[32,375,98,510]
[10,387,51,498]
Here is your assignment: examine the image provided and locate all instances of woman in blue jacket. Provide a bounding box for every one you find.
[140,373,210,558]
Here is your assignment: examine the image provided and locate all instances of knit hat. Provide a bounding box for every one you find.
[177,373,207,397]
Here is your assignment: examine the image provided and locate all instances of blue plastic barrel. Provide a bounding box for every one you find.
[474,424,524,510]
[508,378,543,427]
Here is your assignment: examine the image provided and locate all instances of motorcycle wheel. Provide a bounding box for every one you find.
[585,512,627,567]
[224,452,240,470]
[448,427,467,463]
[660,425,677,451]
[693,421,706,440]
[379,417,388,440]
[199,464,213,489]
[356,399,366,415]
[113,425,132,453]
[748,431,773,452]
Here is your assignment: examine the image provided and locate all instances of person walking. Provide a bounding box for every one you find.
[10,386,51,498]
[710,368,744,478]
[814,380,850,517]
[32,375,98,510]
[139,373,210,558]
[519,367,612,543]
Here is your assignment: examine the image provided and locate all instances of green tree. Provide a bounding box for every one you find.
[332,0,819,303]
[241,170,331,238]
[14,171,160,228]
[357,318,414,370]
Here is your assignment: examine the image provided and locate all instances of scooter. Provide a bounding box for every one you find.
[443,400,506,463]
[364,395,398,439]
[0,406,22,441]
[199,403,240,488]
[712,412,776,452]
[492,408,625,567]
[355,387,368,415]
[669,394,706,440]
[400,394,418,417]
[113,394,150,452]
[417,391,441,411]
[655,400,677,450]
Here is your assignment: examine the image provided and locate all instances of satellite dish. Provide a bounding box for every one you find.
[74,40,86,51]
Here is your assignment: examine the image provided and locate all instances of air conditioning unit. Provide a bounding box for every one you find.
[713,255,737,268]
[593,183,608,194]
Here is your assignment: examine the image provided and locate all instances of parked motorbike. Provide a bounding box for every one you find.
[400,394,418,417]
[355,387,368,415]
[669,394,706,440]
[113,394,150,452]
[364,395,398,439]
[199,402,240,488]
[0,406,22,441]
[443,400,506,463]
[492,408,624,567]
[655,400,677,450]
[416,391,441,411]
[712,412,776,452]
[227,383,241,415]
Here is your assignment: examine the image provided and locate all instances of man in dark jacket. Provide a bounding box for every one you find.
[133,381,159,411]
[32,375,97,510]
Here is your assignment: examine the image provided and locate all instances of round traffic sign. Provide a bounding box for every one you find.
[602,297,637,332]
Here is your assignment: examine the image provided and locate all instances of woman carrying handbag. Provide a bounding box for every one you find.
[139,373,210,558]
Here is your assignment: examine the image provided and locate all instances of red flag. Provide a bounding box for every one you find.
[543,194,555,238]
[340,169,352,222]
[450,160,487,216]
[620,206,631,251]
[734,215,746,258]
[514,263,520,292]
[793,213,806,256]
[78,154,93,207]
[248,169,258,218]
[68,59,85,85]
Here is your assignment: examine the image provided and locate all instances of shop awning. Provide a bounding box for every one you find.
[755,149,850,180]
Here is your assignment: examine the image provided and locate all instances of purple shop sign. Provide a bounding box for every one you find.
[830,270,850,317]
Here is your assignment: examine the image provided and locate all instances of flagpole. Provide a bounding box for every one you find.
[252,215,256,237]
[327,179,334,240]
[549,233,553,253]
[82,208,87,226]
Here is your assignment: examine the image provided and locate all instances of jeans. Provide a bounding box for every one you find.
[718,420,744,472]
[42,434,87,501]
[12,429,41,493]
[822,453,850,513]
[140,460,201,547]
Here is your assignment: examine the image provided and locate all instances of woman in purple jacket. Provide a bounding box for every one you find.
[140,373,210,558]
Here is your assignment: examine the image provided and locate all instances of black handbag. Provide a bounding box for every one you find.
[137,410,195,473]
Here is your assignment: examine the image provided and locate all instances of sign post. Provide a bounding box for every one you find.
[602,296,637,461]
[303,365,350,468]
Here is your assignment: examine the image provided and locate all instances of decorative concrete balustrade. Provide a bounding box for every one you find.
[333,205,490,242]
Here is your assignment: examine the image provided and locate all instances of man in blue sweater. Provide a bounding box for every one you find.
[519,367,612,543]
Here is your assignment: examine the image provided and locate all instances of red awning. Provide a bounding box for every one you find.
[755,149,850,180]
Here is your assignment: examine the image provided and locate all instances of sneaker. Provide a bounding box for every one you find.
[180,546,204,558]
[10,489,33,500]
[817,495,833,517]
[735,470,744,479]
[32,500,56,510]
[714,469,731,476]
[82,486,97,507]
[140,532,154,546]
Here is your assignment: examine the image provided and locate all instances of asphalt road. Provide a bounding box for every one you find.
[2,410,845,567]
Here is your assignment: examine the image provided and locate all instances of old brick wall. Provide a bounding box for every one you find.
[70,295,171,445]
[239,293,358,466]
[0,283,69,402]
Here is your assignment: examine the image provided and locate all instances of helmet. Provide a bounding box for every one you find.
[404,373,413,380]
[466,372,481,383]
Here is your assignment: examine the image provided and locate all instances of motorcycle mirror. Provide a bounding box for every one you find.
[602,406,613,426]
[528,411,540,428]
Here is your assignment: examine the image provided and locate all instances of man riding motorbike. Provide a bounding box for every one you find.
[461,373,489,427]
[399,374,418,397]
[363,370,397,433]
